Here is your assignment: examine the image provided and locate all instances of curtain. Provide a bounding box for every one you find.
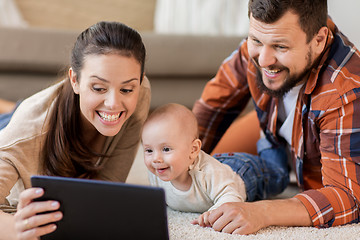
[0,0,27,27]
[154,0,249,36]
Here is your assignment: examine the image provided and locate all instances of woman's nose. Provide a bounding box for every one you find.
[104,91,120,109]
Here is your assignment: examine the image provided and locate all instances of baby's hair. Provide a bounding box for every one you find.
[145,103,199,139]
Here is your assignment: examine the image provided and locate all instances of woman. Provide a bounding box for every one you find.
[0,21,150,239]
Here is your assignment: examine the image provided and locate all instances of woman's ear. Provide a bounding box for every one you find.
[69,68,79,94]
[190,139,202,160]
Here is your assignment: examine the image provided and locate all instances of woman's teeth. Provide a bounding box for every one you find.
[98,112,121,122]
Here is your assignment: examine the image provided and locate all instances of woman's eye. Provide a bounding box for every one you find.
[92,86,106,92]
[120,88,133,94]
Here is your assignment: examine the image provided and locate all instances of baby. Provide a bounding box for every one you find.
[141,103,246,224]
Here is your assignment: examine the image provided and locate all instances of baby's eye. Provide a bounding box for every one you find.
[144,149,153,154]
[163,147,171,152]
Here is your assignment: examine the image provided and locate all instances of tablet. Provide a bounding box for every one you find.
[31,175,169,240]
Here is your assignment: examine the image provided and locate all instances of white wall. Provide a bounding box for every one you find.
[154,0,360,48]
[328,0,360,47]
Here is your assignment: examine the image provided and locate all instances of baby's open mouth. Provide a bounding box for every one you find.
[156,167,169,174]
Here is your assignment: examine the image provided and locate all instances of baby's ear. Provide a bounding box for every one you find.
[190,139,202,159]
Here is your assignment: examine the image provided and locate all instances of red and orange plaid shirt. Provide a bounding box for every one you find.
[193,19,360,228]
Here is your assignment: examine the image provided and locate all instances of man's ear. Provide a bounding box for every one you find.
[69,68,79,94]
[190,139,202,160]
[312,26,329,56]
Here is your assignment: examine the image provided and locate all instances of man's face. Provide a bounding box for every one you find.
[247,11,315,97]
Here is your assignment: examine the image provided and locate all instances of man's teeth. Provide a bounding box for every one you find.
[265,69,281,74]
[98,112,121,121]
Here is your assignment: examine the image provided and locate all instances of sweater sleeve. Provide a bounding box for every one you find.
[0,156,18,206]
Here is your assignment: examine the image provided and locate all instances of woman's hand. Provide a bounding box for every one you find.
[13,188,63,240]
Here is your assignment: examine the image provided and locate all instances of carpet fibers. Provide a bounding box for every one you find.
[167,209,360,240]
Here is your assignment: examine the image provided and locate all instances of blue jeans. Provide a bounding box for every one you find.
[0,102,20,130]
[214,137,289,201]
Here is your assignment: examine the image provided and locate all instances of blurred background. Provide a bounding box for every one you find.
[0,0,359,112]
[1,0,359,47]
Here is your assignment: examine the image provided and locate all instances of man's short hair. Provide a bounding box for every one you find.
[248,0,328,43]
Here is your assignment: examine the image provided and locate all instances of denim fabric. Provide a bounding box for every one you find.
[0,101,21,131]
[214,137,289,201]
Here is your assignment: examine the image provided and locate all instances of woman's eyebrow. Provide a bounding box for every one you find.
[122,78,139,84]
[90,75,139,84]
[90,75,109,83]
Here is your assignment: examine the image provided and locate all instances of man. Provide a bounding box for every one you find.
[192,0,360,235]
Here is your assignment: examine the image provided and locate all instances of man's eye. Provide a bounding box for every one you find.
[252,38,262,45]
[275,45,287,50]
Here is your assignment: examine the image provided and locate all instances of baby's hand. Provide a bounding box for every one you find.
[191,210,212,227]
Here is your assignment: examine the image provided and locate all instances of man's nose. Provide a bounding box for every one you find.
[258,46,276,68]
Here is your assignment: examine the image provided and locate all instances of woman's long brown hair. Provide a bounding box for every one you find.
[42,21,146,178]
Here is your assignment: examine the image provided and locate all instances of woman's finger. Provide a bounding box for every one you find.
[19,210,62,232]
[17,223,58,240]
[17,188,44,210]
[19,200,60,220]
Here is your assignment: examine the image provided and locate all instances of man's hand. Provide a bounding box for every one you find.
[191,210,212,228]
[192,198,312,235]
[206,202,265,234]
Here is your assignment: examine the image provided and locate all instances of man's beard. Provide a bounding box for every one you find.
[254,48,313,98]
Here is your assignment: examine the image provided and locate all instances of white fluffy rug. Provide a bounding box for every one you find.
[167,208,360,240]
[128,147,360,240]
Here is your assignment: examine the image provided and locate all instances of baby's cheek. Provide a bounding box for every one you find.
[144,159,153,171]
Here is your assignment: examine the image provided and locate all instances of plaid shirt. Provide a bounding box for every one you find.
[193,19,360,228]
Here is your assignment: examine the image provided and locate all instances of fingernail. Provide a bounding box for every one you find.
[35,188,43,195]
[51,201,59,207]
[54,212,62,219]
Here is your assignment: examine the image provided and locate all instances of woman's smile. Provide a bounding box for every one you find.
[97,111,123,122]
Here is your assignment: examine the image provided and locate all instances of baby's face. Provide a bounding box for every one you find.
[142,118,195,183]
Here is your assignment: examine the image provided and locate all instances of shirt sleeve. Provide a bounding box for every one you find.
[200,155,247,211]
[192,40,252,153]
[295,93,360,227]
